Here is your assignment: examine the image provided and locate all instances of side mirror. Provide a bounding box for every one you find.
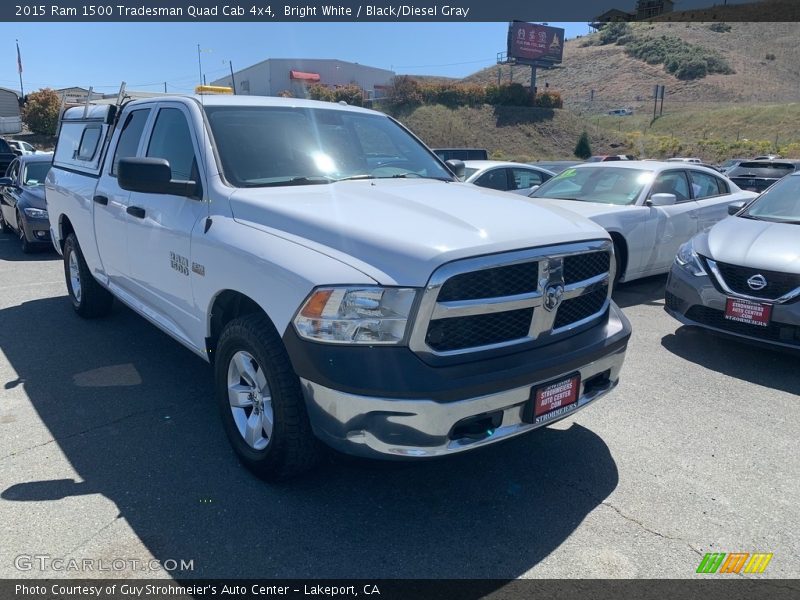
[445,159,466,180]
[0,177,13,187]
[118,157,198,197]
[528,185,540,195]
[648,193,677,207]
[727,200,746,215]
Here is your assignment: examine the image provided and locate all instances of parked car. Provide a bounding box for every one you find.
[46,96,631,480]
[666,157,703,164]
[0,153,53,252]
[717,158,748,174]
[463,160,555,195]
[530,160,583,174]
[608,108,633,116]
[432,147,488,161]
[7,140,39,155]
[753,154,781,160]
[726,160,800,193]
[0,137,18,174]
[665,172,800,351]
[526,162,757,283]
[586,155,634,162]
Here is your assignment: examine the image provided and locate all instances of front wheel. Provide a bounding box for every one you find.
[17,213,32,254]
[63,233,114,318]
[215,313,321,480]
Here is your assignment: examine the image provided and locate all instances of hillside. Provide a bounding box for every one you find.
[396,104,624,161]
[463,22,800,113]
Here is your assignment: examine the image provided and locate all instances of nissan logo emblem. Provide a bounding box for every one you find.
[747,274,767,291]
[543,284,565,312]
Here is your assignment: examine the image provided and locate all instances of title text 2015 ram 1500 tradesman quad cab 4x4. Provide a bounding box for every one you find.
[46,95,631,480]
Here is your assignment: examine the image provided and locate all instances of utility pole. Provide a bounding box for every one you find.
[229,60,237,94]
[530,64,537,97]
[659,85,665,115]
[164,82,167,93]
[15,40,24,98]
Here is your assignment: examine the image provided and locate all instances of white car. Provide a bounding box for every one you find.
[526,162,758,283]
[462,160,555,196]
[666,157,702,164]
[7,140,39,155]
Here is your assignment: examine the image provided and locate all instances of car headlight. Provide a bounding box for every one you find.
[23,207,48,219]
[294,287,417,344]
[675,240,707,276]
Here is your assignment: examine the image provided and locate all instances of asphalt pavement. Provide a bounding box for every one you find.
[0,234,798,580]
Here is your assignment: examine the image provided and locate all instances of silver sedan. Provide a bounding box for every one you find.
[665,172,800,351]
[463,160,555,196]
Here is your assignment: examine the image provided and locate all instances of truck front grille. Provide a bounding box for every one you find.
[409,241,613,356]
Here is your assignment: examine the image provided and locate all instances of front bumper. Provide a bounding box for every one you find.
[665,263,800,350]
[20,217,51,244]
[290,303,630,459]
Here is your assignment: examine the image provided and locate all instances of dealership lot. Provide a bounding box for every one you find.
[0,236,798,580]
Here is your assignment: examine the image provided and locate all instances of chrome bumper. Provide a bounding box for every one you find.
[300,347,626,459]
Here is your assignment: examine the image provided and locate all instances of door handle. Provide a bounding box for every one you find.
[127,206,146,219]
[93,195,109,206]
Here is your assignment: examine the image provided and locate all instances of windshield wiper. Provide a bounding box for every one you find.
[383,173,451,181]
[335,174,375,182]
[251,176,333,188]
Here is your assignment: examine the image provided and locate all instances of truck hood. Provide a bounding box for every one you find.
[228,179,609,286]
[695,215,800,273]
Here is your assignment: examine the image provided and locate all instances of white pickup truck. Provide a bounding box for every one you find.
[46,95,631,479]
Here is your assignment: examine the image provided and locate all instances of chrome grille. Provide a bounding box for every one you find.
[409,240,614,356]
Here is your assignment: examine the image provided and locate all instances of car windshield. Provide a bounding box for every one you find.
[741,175,800,224]
[204,105,452,188]
[728,162,796,178]
[23,162,51,186]
[529,166,652,205]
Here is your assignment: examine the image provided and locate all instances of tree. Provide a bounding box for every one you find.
[574,131,592,159]
[22,88,61,136]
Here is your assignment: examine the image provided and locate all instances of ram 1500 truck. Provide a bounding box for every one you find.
[46,95,631,480]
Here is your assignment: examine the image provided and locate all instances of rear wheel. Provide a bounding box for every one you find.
[215,313,321,480]
[63,233,114,318]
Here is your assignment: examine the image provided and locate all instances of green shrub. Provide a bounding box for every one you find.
[708,22,731,33]
[766,53,776,60]
[535,91,563,109]
[598,22,632,45]
[625,35,733,80]
[574,131,592,159]
[386,75,423,108]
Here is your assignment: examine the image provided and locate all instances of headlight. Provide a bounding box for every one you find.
[23,207,48,219]
[294,287,417,344]
[675,240,707,276]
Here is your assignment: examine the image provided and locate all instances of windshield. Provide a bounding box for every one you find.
[204,106,452,188]
[728,162,796,179]
[23,162,51,186]
[529,166,652,205]
[741,175,800,224]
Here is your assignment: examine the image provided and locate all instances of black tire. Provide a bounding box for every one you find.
[63,233,114,318]
[612,240,624,288]
[17,213,32,254]
[215,313,321,481]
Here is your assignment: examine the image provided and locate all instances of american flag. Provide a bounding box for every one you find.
[16,40,22,74]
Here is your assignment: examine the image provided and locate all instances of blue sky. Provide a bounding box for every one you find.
[2,22,594,94]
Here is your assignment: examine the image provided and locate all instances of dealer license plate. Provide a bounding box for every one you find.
[724,298,772,327]
[524,374,581,424]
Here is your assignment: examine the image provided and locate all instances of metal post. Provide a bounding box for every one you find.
[659,85,665,115]
[229,60,237,95]
[530,64,537,97]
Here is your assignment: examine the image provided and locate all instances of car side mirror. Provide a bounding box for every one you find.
[727,200,746,215]
[648,193,677,207]
[445,159,466,180]
[0,177,12,187]
[528,185,540,196]
[118,157,198,198]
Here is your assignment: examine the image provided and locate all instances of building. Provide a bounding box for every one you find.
[211,58,395,99]
[591,8,635,28]
[635,0,675,20]
[0,87,21,135]
[55,87,103,105]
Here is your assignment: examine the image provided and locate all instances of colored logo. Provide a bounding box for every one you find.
[696,552,773,574]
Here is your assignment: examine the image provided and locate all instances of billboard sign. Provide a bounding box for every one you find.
[507,21,565,65]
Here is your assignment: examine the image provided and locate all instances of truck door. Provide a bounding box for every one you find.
[94,107,151,283]
[124,103,206,348]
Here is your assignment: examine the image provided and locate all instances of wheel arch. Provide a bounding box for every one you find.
[608,231,628,281]
[206,290,279,361]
